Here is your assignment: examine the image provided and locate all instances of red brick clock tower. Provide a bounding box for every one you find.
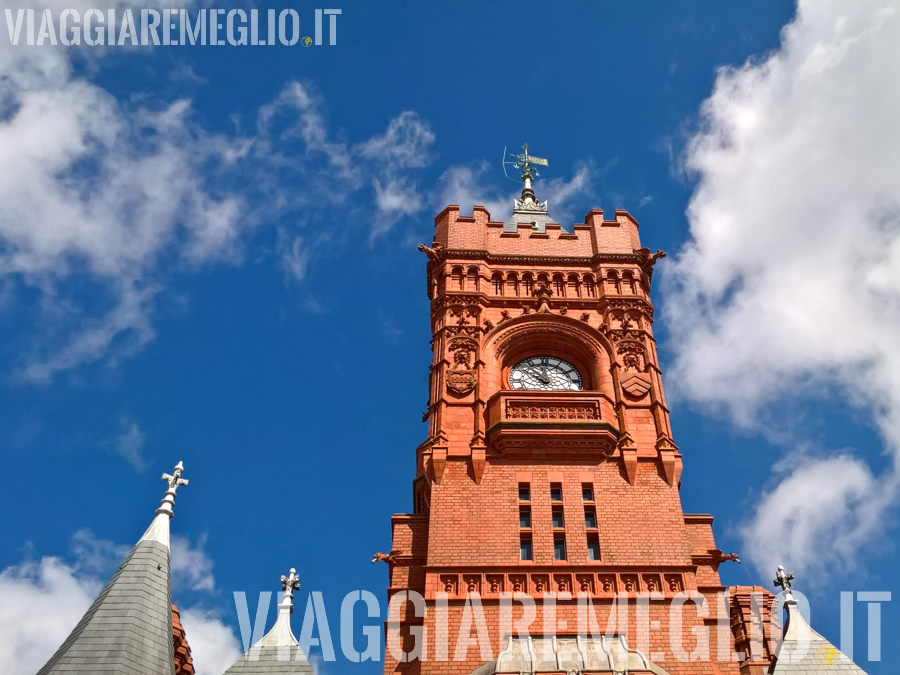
[383,148,774,675]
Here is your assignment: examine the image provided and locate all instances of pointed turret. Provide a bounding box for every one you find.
[38,461,190,675]
[768,565,867,674]
[224,567,313,673]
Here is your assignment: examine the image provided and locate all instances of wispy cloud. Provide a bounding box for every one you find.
[433,160,594,226]
[664,0,900,582]
[0,30,434,381]
[171,534,217,592]
[109,416,148,471]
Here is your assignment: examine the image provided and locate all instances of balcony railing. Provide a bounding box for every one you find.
[485,390,619,457]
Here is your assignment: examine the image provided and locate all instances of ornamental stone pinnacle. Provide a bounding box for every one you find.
[156,460,189,518]
[774,565,796,602]
[281,568,301,598]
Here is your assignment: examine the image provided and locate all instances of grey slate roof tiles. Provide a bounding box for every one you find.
[37,539,175,675]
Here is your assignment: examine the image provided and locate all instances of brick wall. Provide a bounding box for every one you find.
[382,202,761,674]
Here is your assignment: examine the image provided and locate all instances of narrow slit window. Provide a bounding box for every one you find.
[587,534,601,561]
[584,508,597,529]
[582,483,594,501]
[519,483,531,502]
[550,483,563,502]
[520,536,533,561]
[552,508,565,529]
[519,507,532,529]
[553,536,567,561]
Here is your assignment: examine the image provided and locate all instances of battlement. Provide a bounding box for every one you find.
[434,205,642,258]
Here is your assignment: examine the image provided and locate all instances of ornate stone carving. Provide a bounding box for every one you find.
[621,374,652,399]
[417,242,444,261]
[666,575,683,592]
[370,551,398,565]
[432,295,481,311]
[446,337,477,395]
[447,371,476,395]
[505,401,600,420]
[494,325,601,362]
[616,341,646,373]
[464,575,480,594]
[533,284,552,313]
[605,297,655,319]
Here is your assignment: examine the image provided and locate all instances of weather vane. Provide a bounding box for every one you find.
[503,143,549,188]
[502,143,550,216]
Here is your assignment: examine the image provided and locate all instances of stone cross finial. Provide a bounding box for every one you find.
[774,565,795,600]
[281,568,300,595]
[163,461,190,491]
[155,461,189,518]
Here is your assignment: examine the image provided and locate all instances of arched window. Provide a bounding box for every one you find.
[491,272,504,295]
[567,273,581,298]
[622,271,636,295]
[466,267,479,292]
[583,274,596,298]
[506,272,519,297]
[605,270,620,294]
[521,273,534,297]
[552,274,565,297]
[451,266,464,291]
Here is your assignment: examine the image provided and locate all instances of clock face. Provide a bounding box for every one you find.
[509,356,583,391]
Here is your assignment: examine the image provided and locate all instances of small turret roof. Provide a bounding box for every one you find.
[224,568,314,674]
[37,461,190,675]
[768,565,867,674]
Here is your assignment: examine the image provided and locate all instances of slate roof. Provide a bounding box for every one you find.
[37,538,174,675]
[222,645,314,674]
[37,461,188,675]
[769,597,867,674]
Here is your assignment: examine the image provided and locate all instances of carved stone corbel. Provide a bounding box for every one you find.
[618,432,638,485]
[470,443,486,484]
[656,435,681,487]
[431,445,447,484]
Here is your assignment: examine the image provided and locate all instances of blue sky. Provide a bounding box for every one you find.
[1,1,898,673]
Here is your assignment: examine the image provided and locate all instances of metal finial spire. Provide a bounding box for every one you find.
[774,565,796,602]
[511,143,548,193]
[156,461,189,518]
[504,143,551,225]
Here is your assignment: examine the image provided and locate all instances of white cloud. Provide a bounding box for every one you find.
[0,28,434,380]
[171,534,216,592]
[70,528,130,574]
[279,232,311,283]
[110,416,148,471]
[0,530,238,674]
[357,110,435,169]
[180,607,243,675]
[665,0,900,581]
[0,557,100,675]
